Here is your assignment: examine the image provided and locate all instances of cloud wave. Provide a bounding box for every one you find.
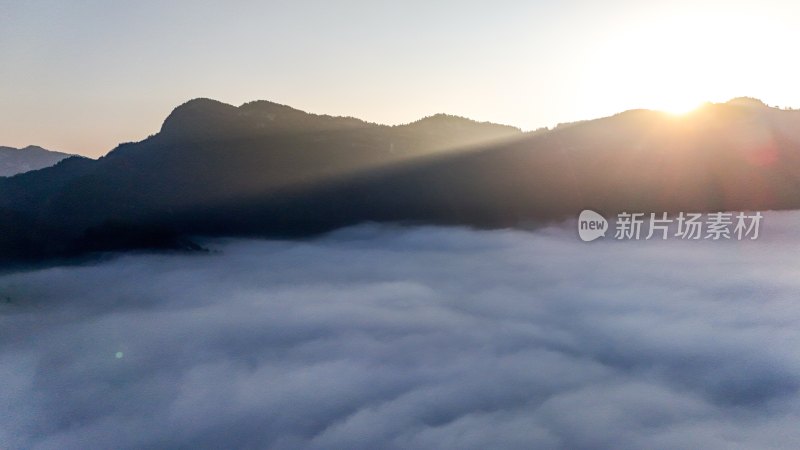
[2,213,800,449]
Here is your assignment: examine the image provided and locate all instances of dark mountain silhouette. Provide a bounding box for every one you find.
[2,97,800,263]
[0,145,74,177]
[0,99,520,261]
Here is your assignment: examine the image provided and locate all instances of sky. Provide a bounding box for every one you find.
[2,214,800,449]
[1,0,799,157]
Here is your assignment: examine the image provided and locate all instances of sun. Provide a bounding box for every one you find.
[577,9,791,120]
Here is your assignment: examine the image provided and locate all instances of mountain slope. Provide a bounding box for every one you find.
[2,98,800,263]
[0,99,521,261]
[0,145,74,177]
[179,100,800,237]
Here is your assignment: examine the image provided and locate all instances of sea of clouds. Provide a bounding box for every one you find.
[2,212,800,449]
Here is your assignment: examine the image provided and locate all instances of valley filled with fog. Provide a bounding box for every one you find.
[1,212,800,449]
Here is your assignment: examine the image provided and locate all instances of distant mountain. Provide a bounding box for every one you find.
[1,97,800,263]
[0,145,74,177]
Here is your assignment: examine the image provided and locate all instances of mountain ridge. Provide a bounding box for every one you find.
[1,97,799,263]
[0,145,76,177]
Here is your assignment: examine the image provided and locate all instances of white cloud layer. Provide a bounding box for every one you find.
[2,212,800,449]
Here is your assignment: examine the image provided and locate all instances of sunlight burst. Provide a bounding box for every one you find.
[578,9,793,119]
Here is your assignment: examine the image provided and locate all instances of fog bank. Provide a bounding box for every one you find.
[2,213,800,449]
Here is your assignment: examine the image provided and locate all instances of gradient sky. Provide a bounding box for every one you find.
[2,0,799,157]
